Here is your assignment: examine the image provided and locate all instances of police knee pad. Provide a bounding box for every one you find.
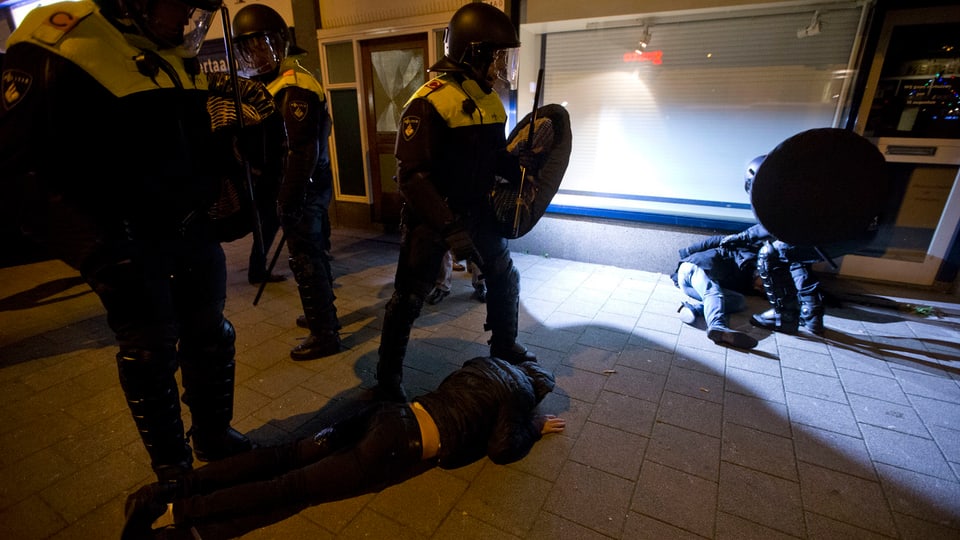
[210,318,236,359]
[756,241,775,277]
[219,318,236,346]
[385,291,424,320]
[182,318,236,362]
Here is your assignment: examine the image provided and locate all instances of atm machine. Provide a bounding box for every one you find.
[839,6,960,287]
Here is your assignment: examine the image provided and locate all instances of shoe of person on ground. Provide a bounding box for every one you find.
[121,482,177,540]
[472,282,487,303]
[676,300,755,349]
[706,326,758,349]
[425,287,450,305]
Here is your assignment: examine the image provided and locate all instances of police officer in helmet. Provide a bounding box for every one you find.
[721,155,825,335]
[1,0,253,485]
[375,3,534,402]
[231,4,342,360]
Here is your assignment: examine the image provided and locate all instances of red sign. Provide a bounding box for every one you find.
[623,50,663,65]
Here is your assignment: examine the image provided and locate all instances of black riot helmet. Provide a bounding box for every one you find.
[429,3,521,91]
[232,4,306,79]
[95,0,221,56]
[744,154,766,194]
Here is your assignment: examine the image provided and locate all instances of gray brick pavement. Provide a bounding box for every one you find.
[1,228,959,539]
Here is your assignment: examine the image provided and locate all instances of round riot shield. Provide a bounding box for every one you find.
[491,103,572,239]
[750,128,889,247]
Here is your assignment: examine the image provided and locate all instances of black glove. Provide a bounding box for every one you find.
[517,140,544,172]
[443,223,483,267]
[719,233,745,248]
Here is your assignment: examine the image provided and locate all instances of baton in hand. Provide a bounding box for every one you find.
[219,6,266,283]
[513,67,545,238]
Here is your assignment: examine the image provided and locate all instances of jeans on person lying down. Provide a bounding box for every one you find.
[676,262,746,326]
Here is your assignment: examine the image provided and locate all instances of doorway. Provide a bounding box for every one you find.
[840,6,960,286]
[359,34,429,226]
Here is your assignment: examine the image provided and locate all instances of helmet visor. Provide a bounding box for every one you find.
[134,0,217,56]
[234,33,283,78]
[493,47,520,91]
[180,5,217,56]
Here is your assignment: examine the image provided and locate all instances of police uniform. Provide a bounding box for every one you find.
[722,224,824,334]
[267,56,341,359]
[377,72,527,394]
[0,1,250,480]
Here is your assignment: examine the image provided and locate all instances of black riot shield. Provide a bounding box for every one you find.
[490,104,572,239]
[750,128,889,250]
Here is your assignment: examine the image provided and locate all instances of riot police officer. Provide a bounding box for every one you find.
[233,4,342,360]
[375,3,536,402]
[722,155,825,335]
[0,0,253,483]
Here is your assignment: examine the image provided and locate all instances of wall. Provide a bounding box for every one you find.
[524,0,852,24]
[318,0,469,29]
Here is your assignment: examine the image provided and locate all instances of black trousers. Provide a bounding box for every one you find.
[174,402,424,524]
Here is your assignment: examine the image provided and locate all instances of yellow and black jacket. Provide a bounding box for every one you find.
[0,1,225,263]
[394,72,520,231]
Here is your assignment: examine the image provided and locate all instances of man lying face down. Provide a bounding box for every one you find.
[123,356,565,539]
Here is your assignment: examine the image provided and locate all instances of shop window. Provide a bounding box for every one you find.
[540,2,865,228]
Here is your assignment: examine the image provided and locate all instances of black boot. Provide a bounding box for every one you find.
[179,320,253,462]
[490,341,537,364]
[373,292,420,402]
[485,264,536,364]
[290,253,341,361]
[750,242,799,333]
[291,330,342,361]
[116,350,194,482]
[188,427,253,462]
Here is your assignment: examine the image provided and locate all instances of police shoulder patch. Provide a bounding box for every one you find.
[288,100,308,122]
[2,69,32,111]
[401,116,421,141]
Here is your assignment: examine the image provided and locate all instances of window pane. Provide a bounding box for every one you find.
[329,89,365,197]
[326,42,355,84]
[371,48,425,133]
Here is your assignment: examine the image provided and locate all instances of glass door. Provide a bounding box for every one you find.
[360,35,428,226]
[839,6,960,286]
